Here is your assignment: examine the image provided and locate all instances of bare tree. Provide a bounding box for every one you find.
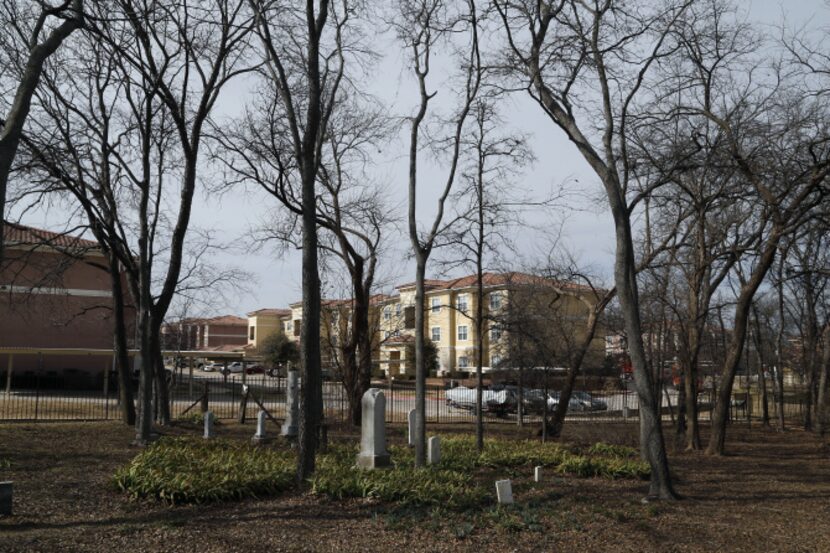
[394,0,482,467]
[439,99,533,451]
[493,0,694,499]
[242,0,355,480]
[663,4,830,455]
[222,100,392,427]
[0,0,84,262]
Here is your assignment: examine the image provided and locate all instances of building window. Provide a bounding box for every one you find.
[293,320,301,337]
[249,326,255,340]
[490,325,502,341]
[431,298,441,313]
[396,303,402,317]
[489,292,502,310]
[459,356,469,368]
[385,331,391,339]
[456,294,468,314]
[491,354,502,368]
[404,306,415,329]
[457,325,468,341]
[431,327,441,342]
[384,306,391,321]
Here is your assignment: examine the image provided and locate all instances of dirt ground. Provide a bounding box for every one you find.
[1,420,829,553]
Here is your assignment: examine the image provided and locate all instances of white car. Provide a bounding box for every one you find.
[202,361,225,372]
[228,361,245,373]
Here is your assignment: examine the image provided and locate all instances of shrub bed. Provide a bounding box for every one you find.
[113,437,295,505]
[114,435,648,507]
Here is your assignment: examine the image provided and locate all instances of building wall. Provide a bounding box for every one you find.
[0,247,134,374]
[377,283,605,377]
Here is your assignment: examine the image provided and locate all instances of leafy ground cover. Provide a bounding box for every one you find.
[1,421,830,552]
[113,434,648,509]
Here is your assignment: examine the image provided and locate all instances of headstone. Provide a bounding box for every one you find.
[252,410,270,444]
[496,479,513,504]
[534,466,543,483]
[281,370,299,438]
[203,410,215,439]
[356,388,391,469]
[407,409,416,447]
[427,436,441,465]
[0,482,11,516]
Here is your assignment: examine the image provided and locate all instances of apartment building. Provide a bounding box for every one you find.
[378,272,606,377]
[246,308,292,349]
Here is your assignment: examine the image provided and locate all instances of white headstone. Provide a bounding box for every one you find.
[0,481,12,516]
[534,466,543,483]
[203,410,215,439]
[427,436,441,465]
[281,371,299,437]
[356,388,391,469]
[496,479,514,504]
[252,410,270,444]
[407,409,416,447]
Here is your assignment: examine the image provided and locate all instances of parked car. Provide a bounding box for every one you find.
[202,361,224,372]
[227,361,245,373]
[245,364,266,375]
[565,391,608,411]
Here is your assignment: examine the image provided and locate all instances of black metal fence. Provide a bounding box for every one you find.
[0,369,812,426]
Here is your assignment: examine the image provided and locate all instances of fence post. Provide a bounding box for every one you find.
[201,381,209,413]
[104,358,111,420]
[188,357,194,398]
[5,354,12,396]
[35,353,43,421]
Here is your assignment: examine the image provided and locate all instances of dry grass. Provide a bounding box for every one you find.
[1,420,829,552]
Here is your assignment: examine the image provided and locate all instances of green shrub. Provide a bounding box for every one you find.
[113,437,295,505]
[439,435,570,470]
[586,442,638,459]
[556,454,649,480]
[311,444,487,509]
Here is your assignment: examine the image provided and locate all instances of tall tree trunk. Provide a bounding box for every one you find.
[135,308,154,444]
[413,256,427,467]
[776,258,787,431]
[816,326,830,436]
[474,192,485,451]
[751,305,770,427]
[707,232,779,455]
[109,255,135,425]
[611,203,676,499]
[297,169,322,481]
[152,327,170,425]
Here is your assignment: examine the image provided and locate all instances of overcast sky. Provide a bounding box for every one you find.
[13,0,829,318]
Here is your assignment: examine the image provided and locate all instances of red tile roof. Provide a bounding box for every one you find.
[179,315,247,326]
[3,221,99,250]
[396,272,597,293]
[247,308,291,317]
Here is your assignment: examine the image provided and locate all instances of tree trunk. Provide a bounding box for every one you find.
[109,256,135,425]
[152,328,170,425]
[707,232,779,455]
[297,168,322,481]
[611,204,676,499]
[474,212,485,451]
[413,255,427,467]
[815,327,830,436]
[547,310,601,438]
[134,309,154,444]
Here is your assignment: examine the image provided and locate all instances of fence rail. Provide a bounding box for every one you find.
[0,370,811,426]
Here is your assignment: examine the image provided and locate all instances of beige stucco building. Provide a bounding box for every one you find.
[377,272,606,378]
